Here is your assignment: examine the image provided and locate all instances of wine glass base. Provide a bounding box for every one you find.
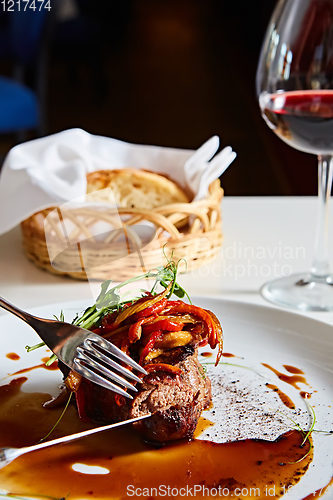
[261,273,333,311]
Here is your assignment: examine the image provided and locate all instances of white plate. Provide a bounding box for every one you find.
[0,297,333,500]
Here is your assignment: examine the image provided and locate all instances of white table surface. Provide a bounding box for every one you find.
[1,196,333,327]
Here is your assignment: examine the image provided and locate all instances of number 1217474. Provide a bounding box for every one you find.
[1,0,51,11]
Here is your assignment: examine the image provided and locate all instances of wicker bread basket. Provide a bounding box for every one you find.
[21,179,223,281]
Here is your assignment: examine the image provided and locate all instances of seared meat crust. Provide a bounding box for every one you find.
[131,354,211,442]
[59,346,211,443]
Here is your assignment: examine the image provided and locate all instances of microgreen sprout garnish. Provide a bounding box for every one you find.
[300,399,316,447]
[25,309,67,355]
[24,343,57,366]
[45,354,57,366]
[198,364,206,380]
[25,258,190,358]
[273,400,317,465]
[37,392,73,444]
[71,257,189,330]
[151,250,190,302]
[25,341,45,353]
[289,433,313,465]
[53,310,65,322]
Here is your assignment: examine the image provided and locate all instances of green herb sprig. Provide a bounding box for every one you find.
[25,255,190,359]
[70,259,190,331]
[201,360,268,378]
[273,400,316,465]
[37,392,73,444]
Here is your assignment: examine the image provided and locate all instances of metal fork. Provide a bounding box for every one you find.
[0,414,151,469]
[0,297,147,399]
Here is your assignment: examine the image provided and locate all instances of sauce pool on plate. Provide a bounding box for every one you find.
[0,377,313,500]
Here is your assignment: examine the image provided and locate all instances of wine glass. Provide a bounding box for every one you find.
[257,0,333,311]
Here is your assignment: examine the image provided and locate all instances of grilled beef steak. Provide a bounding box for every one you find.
[59,344,211,443]
[56,278,223,444]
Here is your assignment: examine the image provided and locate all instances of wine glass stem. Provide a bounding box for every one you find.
[311,155,333,279]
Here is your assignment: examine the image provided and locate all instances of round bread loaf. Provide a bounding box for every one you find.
[86,168,190,209]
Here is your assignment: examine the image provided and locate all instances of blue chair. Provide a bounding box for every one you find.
[0,6,53,137]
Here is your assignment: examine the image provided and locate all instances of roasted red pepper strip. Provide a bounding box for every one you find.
[162,303,217,349]
[101,325,129,340]
[139,330,163,365]
[93,324,114,335]
[161,300,184,312]
[205,309,223,366]
[120,337,130,355]
[109,332,128,349]
[198,338,208,347]
[142,319,184,335]
[113,282,172,327]
[94,303,167,339]
[133,298,168,320]
[144,363,183,375]
[114,394,126,407]
[75,383,90,422]
[128,316,156,343]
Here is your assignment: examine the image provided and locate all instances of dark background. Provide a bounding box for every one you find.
[0,0,318,196]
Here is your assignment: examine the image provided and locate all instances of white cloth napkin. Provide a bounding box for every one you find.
[0,129,236,235]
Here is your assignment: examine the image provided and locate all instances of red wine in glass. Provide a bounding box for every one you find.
[257,0,333,311]
[261,90,333,155]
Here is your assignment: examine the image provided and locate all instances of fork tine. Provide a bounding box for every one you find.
[73,358,133,399]
[76,346,139,391]
[82,340,143,384]
[0,297,148,396]
[86,336,147,375]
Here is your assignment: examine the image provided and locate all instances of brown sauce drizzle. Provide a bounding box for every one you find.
[201,352,213,357]
[283,365,305,375]
[9,357,59,375]
[300,392,312,400]
[221,352,236,358]
[262,363,308,390]
[0,378,313,499]
[6,352,20,361]
[266,383,296,410]
[302,476,333,499]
